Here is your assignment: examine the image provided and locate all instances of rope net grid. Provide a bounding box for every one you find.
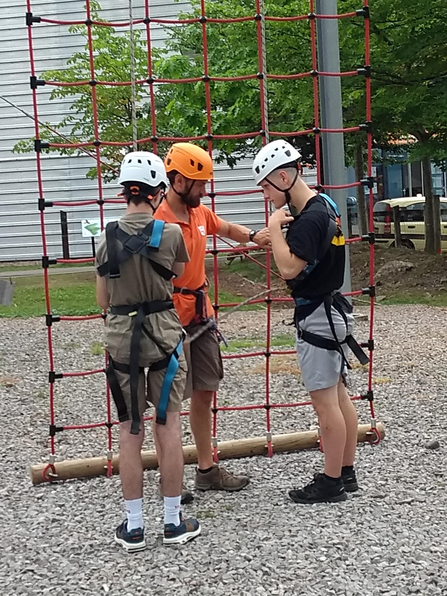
[25,0,378,482]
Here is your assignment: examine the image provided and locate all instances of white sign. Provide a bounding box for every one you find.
[81,219,114,238]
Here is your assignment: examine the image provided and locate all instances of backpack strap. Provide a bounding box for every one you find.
[97,220,175,281]
[105,221,120,279]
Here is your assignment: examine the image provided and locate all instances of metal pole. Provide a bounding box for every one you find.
[316,0,351,292]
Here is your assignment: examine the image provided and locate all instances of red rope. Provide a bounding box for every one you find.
[144,0,157,153]
[38,12,359,27]
[29,1,379,466]
[198,0,221,462]
[27,0,57,459]
[309,0,322,184]
[364,0,378,436]
[85,0,114,466]
[44,71,360,88]
[47,125,365,150]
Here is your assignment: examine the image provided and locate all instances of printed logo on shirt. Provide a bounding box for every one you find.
[198,225,206,236]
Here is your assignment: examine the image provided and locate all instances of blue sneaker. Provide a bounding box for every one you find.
[114,520,146,552]
[163,513,201,545]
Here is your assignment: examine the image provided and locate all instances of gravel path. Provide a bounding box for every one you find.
[1,304,446,596]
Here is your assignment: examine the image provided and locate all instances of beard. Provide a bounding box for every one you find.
[181,193,201,208]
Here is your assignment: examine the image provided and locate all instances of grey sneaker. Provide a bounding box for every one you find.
[195,464,249,492]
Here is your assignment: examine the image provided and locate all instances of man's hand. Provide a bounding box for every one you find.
[252,227,271,248]
[268,208,294,230]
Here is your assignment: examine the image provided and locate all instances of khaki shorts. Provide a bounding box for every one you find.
[111,351,187,422]
[184,322,224,396]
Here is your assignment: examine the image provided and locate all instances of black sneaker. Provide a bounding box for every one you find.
[289,473,348,504]
[114,520,146,553]
[341,468,359,493]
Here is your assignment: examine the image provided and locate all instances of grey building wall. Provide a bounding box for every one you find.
[0,0,277,262]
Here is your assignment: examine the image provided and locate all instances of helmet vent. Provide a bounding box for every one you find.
[190,159,195,167]
[147,159,152,165]
[285,149,291,157]
[197,162,203,172]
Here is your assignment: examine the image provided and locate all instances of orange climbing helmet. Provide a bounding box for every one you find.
[164,143,213,181]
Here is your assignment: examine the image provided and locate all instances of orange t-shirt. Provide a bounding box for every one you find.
[154,201,223,326]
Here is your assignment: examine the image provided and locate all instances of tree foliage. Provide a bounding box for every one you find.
[14,0,447,250]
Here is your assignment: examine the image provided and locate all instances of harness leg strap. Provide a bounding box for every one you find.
[323,295,351,372]
[106,356,132,422]
[151,340,183,425]
[129,307,146,435]
[345,334,370,365]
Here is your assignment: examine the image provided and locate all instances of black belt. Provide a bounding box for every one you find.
[110,300,173,317]
[173,285,208,324]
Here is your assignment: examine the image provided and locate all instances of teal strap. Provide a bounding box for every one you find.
[319,193,340,217]
[149,219,164,248]
[156,339,183,425]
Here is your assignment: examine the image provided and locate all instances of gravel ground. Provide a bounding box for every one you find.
[1,304,446,596]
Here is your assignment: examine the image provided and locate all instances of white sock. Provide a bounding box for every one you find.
[164,496,181,526]
[125,498,144,531]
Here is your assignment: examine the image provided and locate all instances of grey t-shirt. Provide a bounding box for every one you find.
[95,212,189,365]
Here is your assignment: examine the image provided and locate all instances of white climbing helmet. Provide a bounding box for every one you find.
[253,140,301,185]
[118,151,168,188]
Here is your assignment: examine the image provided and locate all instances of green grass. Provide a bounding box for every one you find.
[222,334,295,352]
[222,256,269,284]
[381,292,447,307]
[0,272,263,318]
[90,341,104,356]
[0,272,97,318]
[0,261,94,273]
[210,288,264,312]
[2,268,446,318]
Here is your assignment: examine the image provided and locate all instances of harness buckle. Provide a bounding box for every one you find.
[178,286,192,295]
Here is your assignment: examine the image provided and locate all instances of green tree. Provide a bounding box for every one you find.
[365,0,447,253]
[15,0,447,252]
[14,2,156,182]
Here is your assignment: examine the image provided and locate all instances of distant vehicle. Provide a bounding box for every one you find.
[373,196,447,251]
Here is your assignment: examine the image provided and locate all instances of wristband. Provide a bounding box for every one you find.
[249,229,259,242]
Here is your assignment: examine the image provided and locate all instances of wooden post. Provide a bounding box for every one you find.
[392,205,402,248]
[30,423,385,485]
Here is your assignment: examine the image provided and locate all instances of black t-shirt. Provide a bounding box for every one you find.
[285,195,345,302]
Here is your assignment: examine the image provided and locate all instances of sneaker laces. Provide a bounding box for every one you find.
[219,467,240,481]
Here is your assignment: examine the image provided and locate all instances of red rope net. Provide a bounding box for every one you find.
[25,0,379,481]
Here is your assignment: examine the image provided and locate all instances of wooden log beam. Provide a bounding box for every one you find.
[30,423,384,485]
